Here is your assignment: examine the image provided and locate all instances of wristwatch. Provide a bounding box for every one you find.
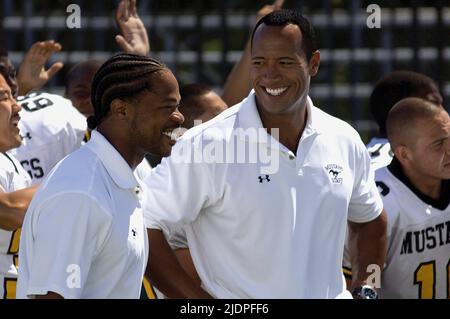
[351,285,378,299]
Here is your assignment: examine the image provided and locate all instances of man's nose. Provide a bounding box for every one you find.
[264,62,281,80]
[170,108,185,125]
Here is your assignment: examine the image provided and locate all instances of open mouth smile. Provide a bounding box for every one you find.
[263,86,288,96]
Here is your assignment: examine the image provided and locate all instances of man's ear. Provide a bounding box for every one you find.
[394,144,411,167]
[110,98,129,120]
[308,50,320,76]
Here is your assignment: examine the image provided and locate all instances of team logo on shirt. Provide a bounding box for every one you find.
[325,164,343,184]
[258,175,271,183]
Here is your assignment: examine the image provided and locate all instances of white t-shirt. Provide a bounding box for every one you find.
[17,131,148,299]
[374,163,450,299]
[9,92,87,185]
[0,152,32,299]
[367,137,393,171]
[143,92,383,299]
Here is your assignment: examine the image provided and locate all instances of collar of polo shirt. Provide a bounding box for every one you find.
[87,130,138,189]
[236,91,321,145]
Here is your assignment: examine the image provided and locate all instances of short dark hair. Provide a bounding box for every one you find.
[180,83,212,103]
[387,97,443,148]
[370,71,441,137]
[65,59,103,94]
[179,83,214,128]
[0,54,18,97]
[250,9,318,61]
[88,53,167,130]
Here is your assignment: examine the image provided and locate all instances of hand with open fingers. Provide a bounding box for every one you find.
[16,40,63,96]
[115,0,150,56]
[256,0,285,23]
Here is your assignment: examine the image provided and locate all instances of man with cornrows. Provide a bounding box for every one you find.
[16,53,184,299]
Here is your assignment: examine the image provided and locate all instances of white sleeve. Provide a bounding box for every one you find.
[167,227,188,249]
[143,139,219,239]
[348,139,383,223]
[0,169,9,192]
[23,193,111,299]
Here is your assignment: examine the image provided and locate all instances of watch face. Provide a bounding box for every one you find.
[352,285,378,299]
[360,286,378,299]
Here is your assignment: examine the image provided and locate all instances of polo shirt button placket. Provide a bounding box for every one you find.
[134,186,142,201]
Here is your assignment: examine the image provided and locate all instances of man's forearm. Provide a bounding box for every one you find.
[146,228,212,299]
[0,185,39,230]
[221,40,252,107]
[348,210,387,290]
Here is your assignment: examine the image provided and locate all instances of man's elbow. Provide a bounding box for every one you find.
[0,213,24,231]
[145,229,166,275]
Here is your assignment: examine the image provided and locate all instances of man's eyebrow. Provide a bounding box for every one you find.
[431,136,447,145]
[163,98,180,104]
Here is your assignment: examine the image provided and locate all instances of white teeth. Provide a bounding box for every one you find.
[162,131,175,141]
[265,87,288,96]
[162,127,187,141]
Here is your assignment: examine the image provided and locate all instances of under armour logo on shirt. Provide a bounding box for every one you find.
[21,132,32,140]
[258,175,271,183]
[131,229,137,237]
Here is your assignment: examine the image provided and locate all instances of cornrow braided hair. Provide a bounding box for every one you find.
[88,53,167,130]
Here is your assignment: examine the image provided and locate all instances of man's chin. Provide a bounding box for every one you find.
[158,145,173,158]
[13,137,22,148]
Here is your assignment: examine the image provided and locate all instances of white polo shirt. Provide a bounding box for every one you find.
[134,157,152,182]
[17,130,148,299]
[0,152,32,299]
[144,92,383,299]
[9,92,87,184]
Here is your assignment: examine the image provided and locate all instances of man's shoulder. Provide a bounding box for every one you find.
[367,137,388,149]
[375,166,396,194]
[31,151,114,222]
[312,106,361,141]
[41,146,102,194]
[368,139,393,171]
[374,167,404,219]
[0,153,31,190]
[18,92,87,132]
[180,104,241,141]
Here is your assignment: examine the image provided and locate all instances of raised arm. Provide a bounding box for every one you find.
[16,40,63,96]
[221,0,284,106]
[115,0,150,56]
